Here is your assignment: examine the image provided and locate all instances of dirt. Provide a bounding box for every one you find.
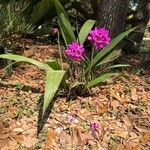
[0,38,150,150]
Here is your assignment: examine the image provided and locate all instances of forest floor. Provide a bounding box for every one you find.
[0,38,150,150]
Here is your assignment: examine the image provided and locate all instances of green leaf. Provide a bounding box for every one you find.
[95,49,121,67]
[105,64,130,70]
[59,13,76,44]
[85,27,136,73]
[0,54,52,71]
[53,0,69,21]
[58,20,68,47]
[87,73,118,88]
[46,59,61,70]
[30,0,54,24]
[77,19,96,44]
[43,70,65,115]
[29,0,68,25]
[54,0,76,44]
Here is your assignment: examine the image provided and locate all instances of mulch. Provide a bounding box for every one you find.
[0,38,149,150]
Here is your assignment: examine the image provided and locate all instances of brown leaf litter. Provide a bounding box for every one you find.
[0,38,150,149]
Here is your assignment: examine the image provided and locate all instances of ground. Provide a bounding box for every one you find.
[0,38,150,150]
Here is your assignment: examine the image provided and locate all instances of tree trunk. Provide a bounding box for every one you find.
[97,0,129,38]
[129,0,149,49]
[124,0,150,53]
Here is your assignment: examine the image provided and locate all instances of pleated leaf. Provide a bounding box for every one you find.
[43,70,65,115]
[30,0,68,25]
[54,0,76,44]
[87,73,118,88]
[0,54,52,71]
[77,19,96,44]
[46,59,61,70]
[95,49,121,67]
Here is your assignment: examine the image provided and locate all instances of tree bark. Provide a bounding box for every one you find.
[130,0,149,43]
[125,0,150,53]
[97,0,129,38]
[90,0,99,19]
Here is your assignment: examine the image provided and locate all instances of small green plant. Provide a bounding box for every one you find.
[0,0,34,49]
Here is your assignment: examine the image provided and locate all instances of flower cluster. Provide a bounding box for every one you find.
[64,42,85,62]
[64,27,110,61]
[88,27,110,49]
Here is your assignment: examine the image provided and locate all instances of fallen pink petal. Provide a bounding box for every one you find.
[90,122,99,131]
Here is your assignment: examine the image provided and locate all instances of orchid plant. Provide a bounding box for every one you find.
[63,27,111,95]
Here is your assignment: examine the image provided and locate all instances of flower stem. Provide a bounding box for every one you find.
[87,47,94,81]
[58,32,63,69]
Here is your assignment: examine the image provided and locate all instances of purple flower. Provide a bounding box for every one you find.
[90,122,99,131]
[88,27,110,49]
[64,42,85,62]
[52,28,59,34]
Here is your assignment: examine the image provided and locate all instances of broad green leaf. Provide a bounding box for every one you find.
[43,70,65,115]
[53,0,69,21]
[58,20,68,47]
[59,13,76,44]
[29,0,68,25]
[46,59,61,70]
[77,19,96,44]
[87,73,118,88]
[30,0,54,24]
[95,49,121,67]
[0,54,52,71]
[54,0,76,44]
[85,27,136,73]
